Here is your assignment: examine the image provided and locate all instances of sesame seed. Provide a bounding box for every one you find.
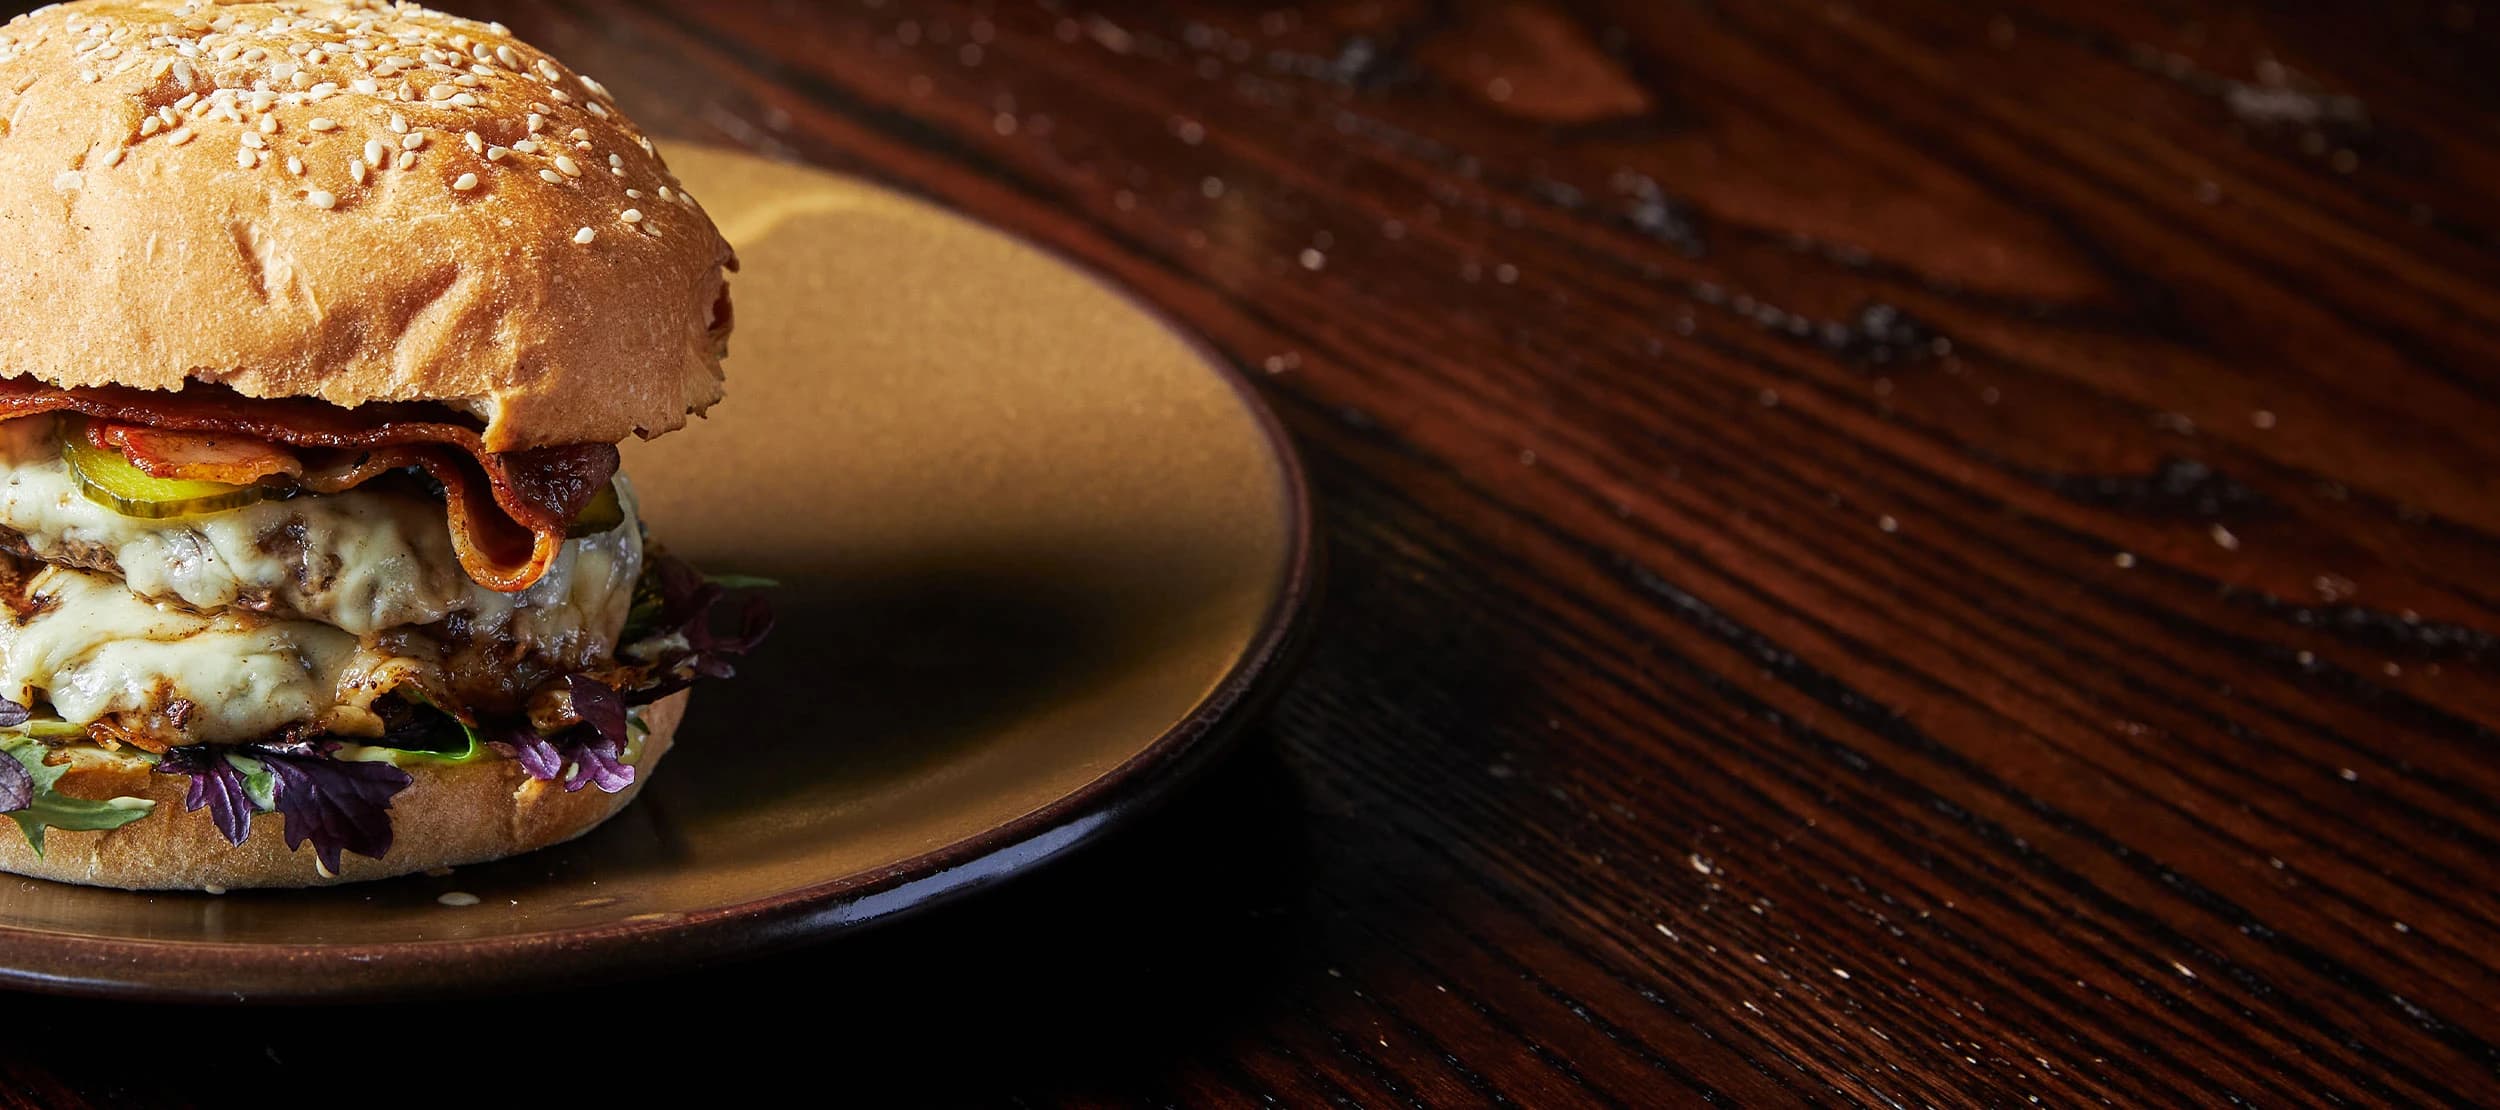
[538,168,562,184]
[625,188,642,199]
[286,155,304,175]
[394,151,416,170]
[401,131,425,150]
[485,145,509,162]
[511,139,538,154]
[235,145,254,168]
[495,44,520,69]
[350,159,368,184]
[452,172,478,191]
[166,127,194,146]
[364,139,385,166]
[51,170,81,191]
[387,112,406,134]
[306,189,336,209]
[569,127,589,141]
[308,116,337,131]
[139,117,162,137]
[525,112,544,133]
[574,226,596,244]
[620,207,642,223]
[258,114,278,135]
[99,147,124,168]
[463,130,483,153]
[173,91,199,111]
[552,154,580,176]
[451,92,478,108]
[241,132,265,149]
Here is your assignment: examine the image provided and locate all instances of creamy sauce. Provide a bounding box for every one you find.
[0,415,640,649]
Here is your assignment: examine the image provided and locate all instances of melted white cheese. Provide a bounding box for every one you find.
[0,415,640,654]
[0,565,440,742]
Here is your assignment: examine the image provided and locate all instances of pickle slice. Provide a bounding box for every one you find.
[60,422,266,519]
[566,481,625,537]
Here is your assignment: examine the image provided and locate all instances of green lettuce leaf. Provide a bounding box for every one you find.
[240,758,278,812]
[373,695,491,765]
[2,744,155,856]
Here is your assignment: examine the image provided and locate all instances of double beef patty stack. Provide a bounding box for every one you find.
[0,0,768,888]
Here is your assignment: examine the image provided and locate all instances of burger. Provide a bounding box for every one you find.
[0,0,765,888]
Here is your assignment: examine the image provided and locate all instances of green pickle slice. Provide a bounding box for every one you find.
[59,422,266,519]
[567,481,625,537]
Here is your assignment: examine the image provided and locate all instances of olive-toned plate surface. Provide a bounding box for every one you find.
[0,147,1312,1003]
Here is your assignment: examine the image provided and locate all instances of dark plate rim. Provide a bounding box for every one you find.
[0,220,1319,1005]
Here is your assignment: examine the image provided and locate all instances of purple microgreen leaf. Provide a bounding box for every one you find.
[652,553,715,625]
[724,593,776,654]
[158,745,253,845]
[490,719,637,795]
[488,724,564,781]
[565,674,628,749]
[618,552,774,705]
[563,733,635,794]
[253,748,412,874]
[0,751,31,814]
[0,697,31,730]
[623,673,697,708]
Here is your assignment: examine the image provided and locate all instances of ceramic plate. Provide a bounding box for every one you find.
[0,147,1314,1002]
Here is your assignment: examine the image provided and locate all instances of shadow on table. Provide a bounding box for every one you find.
[11,736,1340,1103]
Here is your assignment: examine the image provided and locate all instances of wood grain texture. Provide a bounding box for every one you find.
[5,0,2499,1105]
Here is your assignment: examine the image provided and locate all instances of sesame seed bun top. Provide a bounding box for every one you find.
[0,0,735,451]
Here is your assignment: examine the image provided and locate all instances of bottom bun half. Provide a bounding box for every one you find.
[0,691,686,891]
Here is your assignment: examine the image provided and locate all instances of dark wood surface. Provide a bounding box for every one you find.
[10,0,2500,1105]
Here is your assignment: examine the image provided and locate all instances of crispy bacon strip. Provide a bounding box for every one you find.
[92,423,304,484]
[0,379,617,592]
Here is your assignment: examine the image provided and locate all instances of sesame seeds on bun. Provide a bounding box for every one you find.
[0,0,735,451]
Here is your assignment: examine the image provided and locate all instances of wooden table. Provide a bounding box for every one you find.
[12,1,2500,1105]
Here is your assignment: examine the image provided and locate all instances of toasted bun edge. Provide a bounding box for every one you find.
[0,689,686,890]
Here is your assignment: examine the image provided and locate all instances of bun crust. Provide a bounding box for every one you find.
[0,690,685,890]
[0,1,733,451]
